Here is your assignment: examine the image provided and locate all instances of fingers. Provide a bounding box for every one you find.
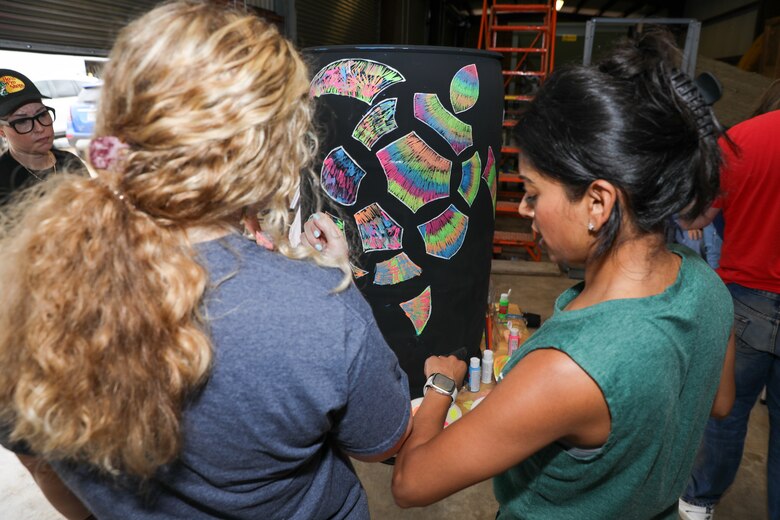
[687,228,703,241]
[303,213,327,252]
[424,355,468,387]
[303,212,350,262]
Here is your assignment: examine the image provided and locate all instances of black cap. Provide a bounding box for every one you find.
[0,69,49,117]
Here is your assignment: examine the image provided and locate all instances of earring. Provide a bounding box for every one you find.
[587,221,595,231]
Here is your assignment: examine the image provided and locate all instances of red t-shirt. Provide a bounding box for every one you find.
[715,110,780,293]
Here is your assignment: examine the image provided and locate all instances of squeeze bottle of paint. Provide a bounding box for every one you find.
[508,327,520,357]
[498,292,509,322]
[481,349,493,384]
[469,357,481,392]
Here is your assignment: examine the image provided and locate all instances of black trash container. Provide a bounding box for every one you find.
[304,45,503,396]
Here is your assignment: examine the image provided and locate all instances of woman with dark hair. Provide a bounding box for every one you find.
[391,30,735,519]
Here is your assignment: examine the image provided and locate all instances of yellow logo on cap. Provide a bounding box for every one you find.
[0,75,26,97]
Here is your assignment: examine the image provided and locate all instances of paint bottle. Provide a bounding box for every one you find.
[498,292,509,322]
[508,327,520,357]
[481,349,493,384]
[469,357,481,392]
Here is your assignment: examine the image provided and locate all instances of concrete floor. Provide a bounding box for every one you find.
[0,270,771,519]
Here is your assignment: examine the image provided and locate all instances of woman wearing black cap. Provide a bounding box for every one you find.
[0,69,93,519]
[0,69,86,205]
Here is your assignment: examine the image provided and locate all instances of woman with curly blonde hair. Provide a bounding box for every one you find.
[0,2,411,518]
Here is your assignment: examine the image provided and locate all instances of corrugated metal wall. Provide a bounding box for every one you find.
[0,0,159,56]
[0,0,288,56]
[296,0,381,48]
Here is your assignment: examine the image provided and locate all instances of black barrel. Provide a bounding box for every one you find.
[304,45,503,396]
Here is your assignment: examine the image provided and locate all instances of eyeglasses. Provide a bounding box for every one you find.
[1,107,56,135]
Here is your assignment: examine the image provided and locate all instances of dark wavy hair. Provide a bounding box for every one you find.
[514,29,724,258]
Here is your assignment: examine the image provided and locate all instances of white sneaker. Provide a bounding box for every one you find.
[679,498,715,520]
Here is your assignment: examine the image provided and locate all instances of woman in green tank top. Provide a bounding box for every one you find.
[392,30,736,519]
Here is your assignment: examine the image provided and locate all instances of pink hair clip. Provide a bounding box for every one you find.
[89,136,129,171]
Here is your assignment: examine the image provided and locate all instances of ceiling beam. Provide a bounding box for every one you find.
[597,0,620,16]
[574,0,590,15]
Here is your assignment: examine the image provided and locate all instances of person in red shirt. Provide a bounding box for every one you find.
[679,109,780,519]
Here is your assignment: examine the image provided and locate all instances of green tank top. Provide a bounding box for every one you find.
[495,245,733,519]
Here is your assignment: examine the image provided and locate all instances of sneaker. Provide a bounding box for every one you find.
[679,498,715,520]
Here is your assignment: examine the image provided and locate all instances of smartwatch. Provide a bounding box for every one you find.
[423,373,458,403]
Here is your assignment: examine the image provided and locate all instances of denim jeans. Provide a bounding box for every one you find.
[673,222,722,269]
[682,283,780,518]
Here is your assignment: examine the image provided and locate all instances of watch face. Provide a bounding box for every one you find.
[432,373,456,393]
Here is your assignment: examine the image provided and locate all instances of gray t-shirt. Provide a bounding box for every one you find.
[47,235,411,519]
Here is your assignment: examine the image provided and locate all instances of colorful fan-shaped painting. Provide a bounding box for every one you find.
[374,252,423,286]
[450,64,479,114]
[377,131,451,213]
[354,202,404,252]
[351,264,369,279]
[353,98,398,150]
[321,146,366,206]
[481,146,497,213]
[310,59,406,105]
[458,151,481,206]
[413,93,473,155]
[400,286,432,336]
[417,204,469,260]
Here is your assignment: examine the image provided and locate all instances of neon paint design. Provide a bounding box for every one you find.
[353,202,404,252]
[320,146,366,206]
[351,263,369,279]
[324,211,345,232]
[352,98,398,150]
[400,285,432,336]
[458,151,481,206]
[417,204,469,260]
[373,252,423,285]
[309,59,406,104]
[413,92,473,155]
[481,146,497,213]
[411,397,461,427]
[377,131,451,213]
[450,64,479,114]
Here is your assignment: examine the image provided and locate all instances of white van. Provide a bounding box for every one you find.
[33,78,98,139]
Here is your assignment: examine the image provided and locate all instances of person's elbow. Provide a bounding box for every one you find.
[391,466,427,508]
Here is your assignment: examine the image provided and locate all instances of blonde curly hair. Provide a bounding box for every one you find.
[0,0,345,478]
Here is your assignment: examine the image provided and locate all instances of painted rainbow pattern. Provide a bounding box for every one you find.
[413,92,473,155]
[320,146,366,206]
[450,64,479,114]
[400,285,432,336]
[458,151,481,206]
[481,146,497,213]
[377,131,451,213]
[374,252,423,285]
[310,59,406,104]
[351,263,369,279]
[417,204,469,259]
[352,97,399,150]
[354,202,404,252]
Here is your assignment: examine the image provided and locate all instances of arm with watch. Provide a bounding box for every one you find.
[391,349,611,508]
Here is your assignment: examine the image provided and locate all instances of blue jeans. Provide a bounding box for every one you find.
[682,284,780,518]
[674,222,722,269]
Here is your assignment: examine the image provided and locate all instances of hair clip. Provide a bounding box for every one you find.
[89,136,129,171]
[670,70,715,139]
